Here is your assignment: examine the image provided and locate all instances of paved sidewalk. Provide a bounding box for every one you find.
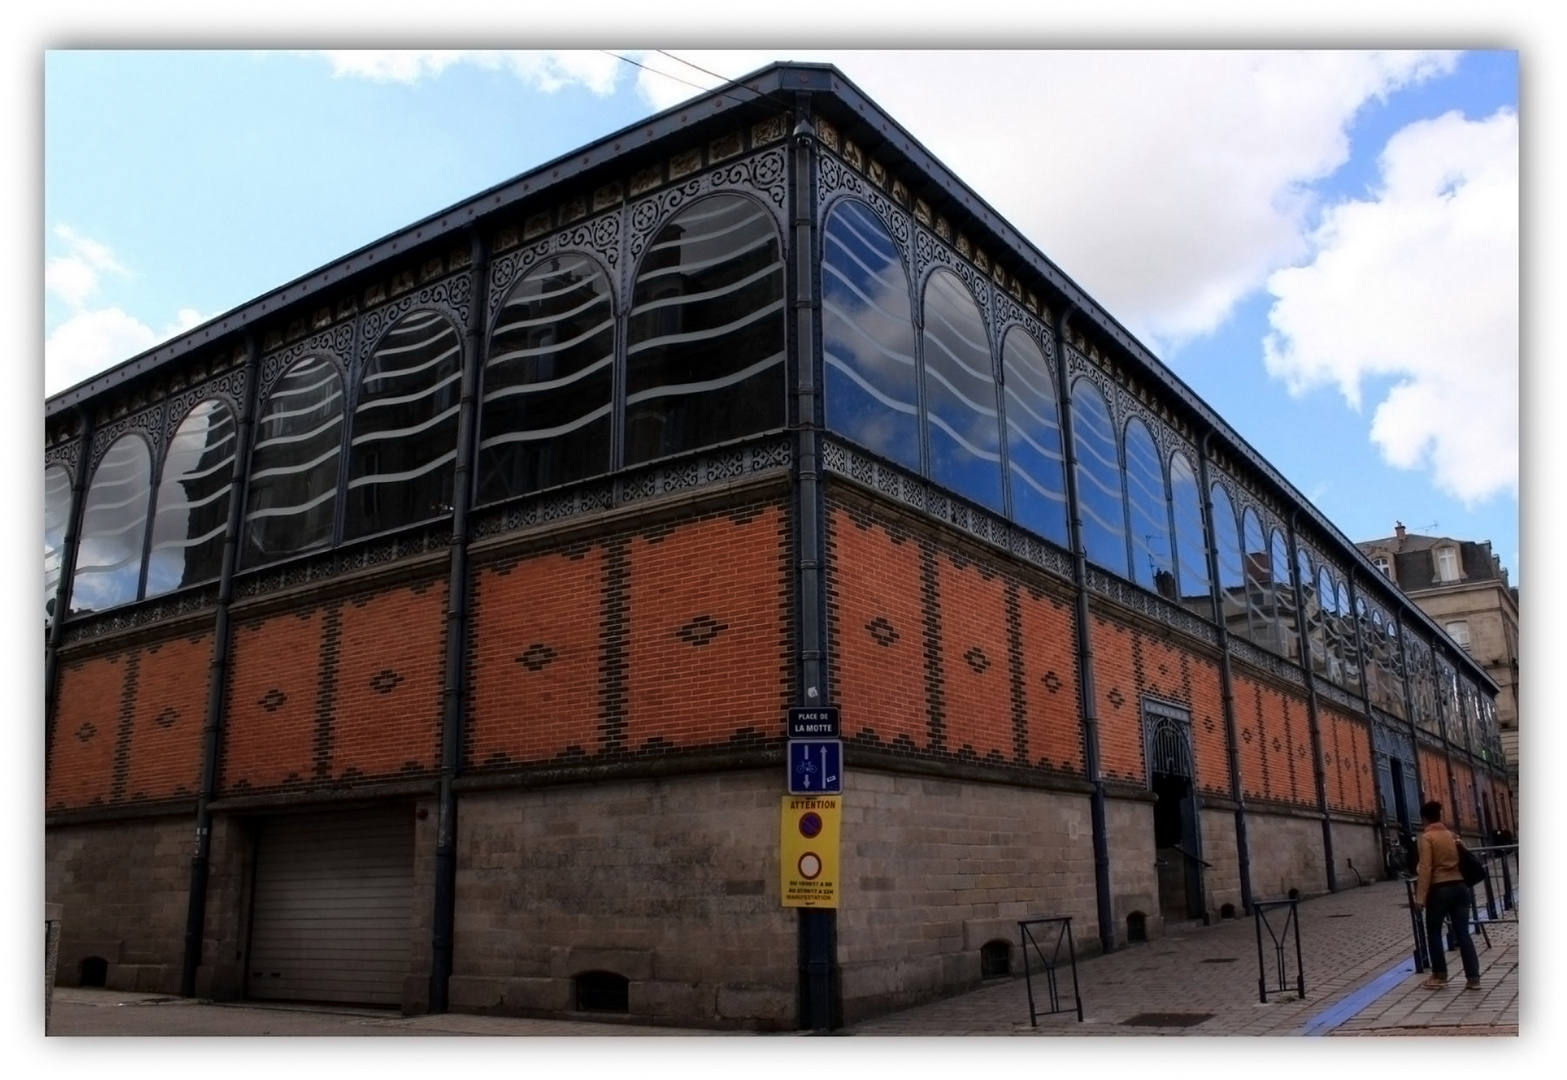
[844,877,1518,1036]
[45,878,1517,1038]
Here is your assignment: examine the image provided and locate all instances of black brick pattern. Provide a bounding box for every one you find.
[600,538,629,754]
[313,602,342,781]
[919,541,946,754]
[109,650,141,802]
[1005,583,1028,766]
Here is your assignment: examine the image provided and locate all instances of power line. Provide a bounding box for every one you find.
[601,50,789,116]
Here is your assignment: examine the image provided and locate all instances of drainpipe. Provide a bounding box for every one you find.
[44,404,96,778]
[1287,514,1336,892]
[429,227,489,1014]
[1195,433,1253,914]
[1052,308,1116,955]
[789,94,834,1034]
[181,335,262,996]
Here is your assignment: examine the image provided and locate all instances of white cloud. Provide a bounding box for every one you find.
[44,227,212,397]
[314,50,624,95]
[1262,108,1518,504]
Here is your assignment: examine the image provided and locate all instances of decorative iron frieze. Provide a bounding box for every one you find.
[1227,635,1305,686]
[60,583,220,643]
[487,213,623,320]
[356,272,472,365]
[467,438,792,543]
[162,368,248,441]
[260,323,356,399]
[44,439,80,475]
[913,227,992,319]
[818,154,913,265]
[88,400,166,474]
[1085,567,1221,645]
[1314,678,1359,713]
[233,520,451,599]
[627,148,788,263]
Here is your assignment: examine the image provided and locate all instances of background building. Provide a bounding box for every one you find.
[44,63,1510,1030]
[1358,523,1519,802]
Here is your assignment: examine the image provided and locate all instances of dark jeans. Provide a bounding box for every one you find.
[1424,882,1480,981]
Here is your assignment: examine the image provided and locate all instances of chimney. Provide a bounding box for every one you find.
[1394,521,1406,542]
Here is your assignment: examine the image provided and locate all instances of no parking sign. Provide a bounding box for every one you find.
[780,795,840,908]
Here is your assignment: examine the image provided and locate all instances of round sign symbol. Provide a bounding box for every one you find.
[798,812,823,839]
[798,852,823,880]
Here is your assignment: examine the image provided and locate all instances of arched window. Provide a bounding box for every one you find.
[1269,529,1297,660]
[822,199,919,472]
[1001,327,1068,548]
[1383,616,1406,720]
[921,268,1002,511]
[243,357,344,567]
[478,253,615,503]
[1124,419,1173,598]
[1071,380,1127,577]
[44,464,72,626]
[1241,508,1269,646]
[1300,549,1325,677]
[1169,451,1209,612]
[146,399,236,597]
[626,194,785,465]
[69,434,151,614]
[1339,579,1361,692]
[1318,568,1342,683]
[1210,484,1243,635]
[346,310,462,539]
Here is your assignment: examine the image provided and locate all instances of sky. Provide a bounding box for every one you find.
[11,9,1562,1071]
[37,46,1523,590]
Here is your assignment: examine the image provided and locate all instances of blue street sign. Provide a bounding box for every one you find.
[788,740,842,795]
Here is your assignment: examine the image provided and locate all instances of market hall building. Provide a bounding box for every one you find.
[43,63,1513,1030]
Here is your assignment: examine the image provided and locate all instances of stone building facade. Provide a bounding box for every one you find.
[1358,524,1519,803]
[44,63,1510,1030]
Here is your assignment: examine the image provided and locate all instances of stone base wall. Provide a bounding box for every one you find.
[837,771,1103,1024]
[1245,809,1331,901]
[449,771,797,1031]
[45,815,193,995]
[1198,806,1244,919]
[1330,818,1383,887]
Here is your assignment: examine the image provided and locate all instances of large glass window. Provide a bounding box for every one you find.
[921,269,1003,511]
[1340,582,1362,693]
[1210,484,1244,636]
[1269,529,1297,660]
[1241,508,1270,646]
[1318,569,1342,683]
[1124,419,1173,598]
[346,310,462,539]
[69,434,151,614]
[822,200,919,472]
[1071,380,1127,576]
[626,194,785,465]
[1169,451,1209,613]
[146,399,236,597]
[1001,327,1068,548]
[478,254,614,503]
[44,464,72,625]
[1301,550,1326,677]
[243,357,344,567]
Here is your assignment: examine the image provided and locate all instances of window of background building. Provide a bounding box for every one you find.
[1435,546,1459,582]
[1373,554,1391,576]
[1446,620,1472,651]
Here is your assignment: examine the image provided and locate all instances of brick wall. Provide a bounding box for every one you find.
[1321,709,1375,816]
[1233,675,1315,808]
[49,632,211,811]
[466,501,791,769]
[826,500,1083,775]
[222,578,446,795]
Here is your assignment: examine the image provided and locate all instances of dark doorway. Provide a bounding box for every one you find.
[1153,770,1203,921]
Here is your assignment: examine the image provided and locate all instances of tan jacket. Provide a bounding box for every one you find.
[1415,822,1466,907]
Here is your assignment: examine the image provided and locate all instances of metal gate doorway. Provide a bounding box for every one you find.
[1145,700,1204,922]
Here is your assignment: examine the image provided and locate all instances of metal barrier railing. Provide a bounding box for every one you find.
[1473,844,1519,923]
[1253,898,1304,1002]
[1018,916,1083,1024]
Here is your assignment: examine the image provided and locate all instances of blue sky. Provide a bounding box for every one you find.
[38,47,1521,589]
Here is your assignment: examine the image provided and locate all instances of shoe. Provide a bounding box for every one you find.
[1465,979,1482,991]
[1420,977,1448,990]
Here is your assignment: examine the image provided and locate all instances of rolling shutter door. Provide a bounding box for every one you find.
[247,807,414,1006]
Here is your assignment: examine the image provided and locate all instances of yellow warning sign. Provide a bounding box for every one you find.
[781,795,840,908]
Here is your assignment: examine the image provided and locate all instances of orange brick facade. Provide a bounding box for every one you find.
[48,632,211,811]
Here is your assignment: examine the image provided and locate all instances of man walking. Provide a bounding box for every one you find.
[1414,800,1481,990]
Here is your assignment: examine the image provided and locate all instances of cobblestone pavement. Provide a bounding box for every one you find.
[45,878,1517,1039]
